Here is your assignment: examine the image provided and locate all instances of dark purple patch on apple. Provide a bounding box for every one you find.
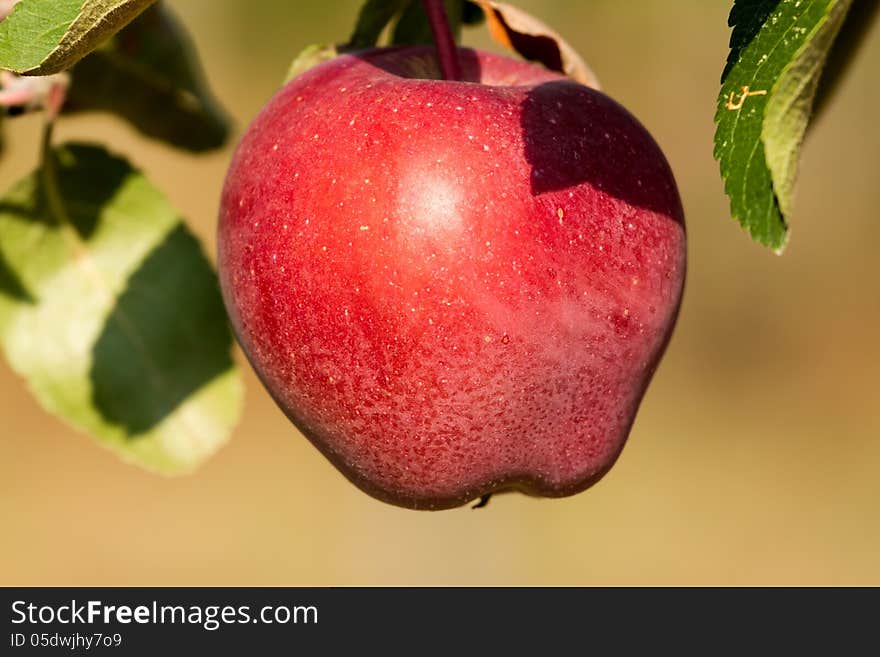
[521,81,683,218]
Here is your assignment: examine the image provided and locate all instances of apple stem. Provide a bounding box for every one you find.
[471,494,492,509]
[420,0,462,81]
[39,120,68,228]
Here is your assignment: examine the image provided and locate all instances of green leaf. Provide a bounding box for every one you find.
[0,0,155,75]
[63,4,230,152]
[392,0,463,45]
[347,0,411,49]
[0,142,242,473]
[714,0,853,252]
[285,43,339,84]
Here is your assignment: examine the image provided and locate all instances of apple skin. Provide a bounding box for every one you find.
[218,46,686,510]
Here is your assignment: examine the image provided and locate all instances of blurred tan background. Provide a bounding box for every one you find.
[1,0,878,585]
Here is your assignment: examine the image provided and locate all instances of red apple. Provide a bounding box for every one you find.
[218,46,686,510]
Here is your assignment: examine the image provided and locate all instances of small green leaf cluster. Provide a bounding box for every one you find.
[288,0,485,82]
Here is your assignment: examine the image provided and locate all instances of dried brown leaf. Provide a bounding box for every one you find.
[473,1,599,89]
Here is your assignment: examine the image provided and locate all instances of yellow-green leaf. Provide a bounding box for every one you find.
[0,143,242,473]
[285,43,339,84]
